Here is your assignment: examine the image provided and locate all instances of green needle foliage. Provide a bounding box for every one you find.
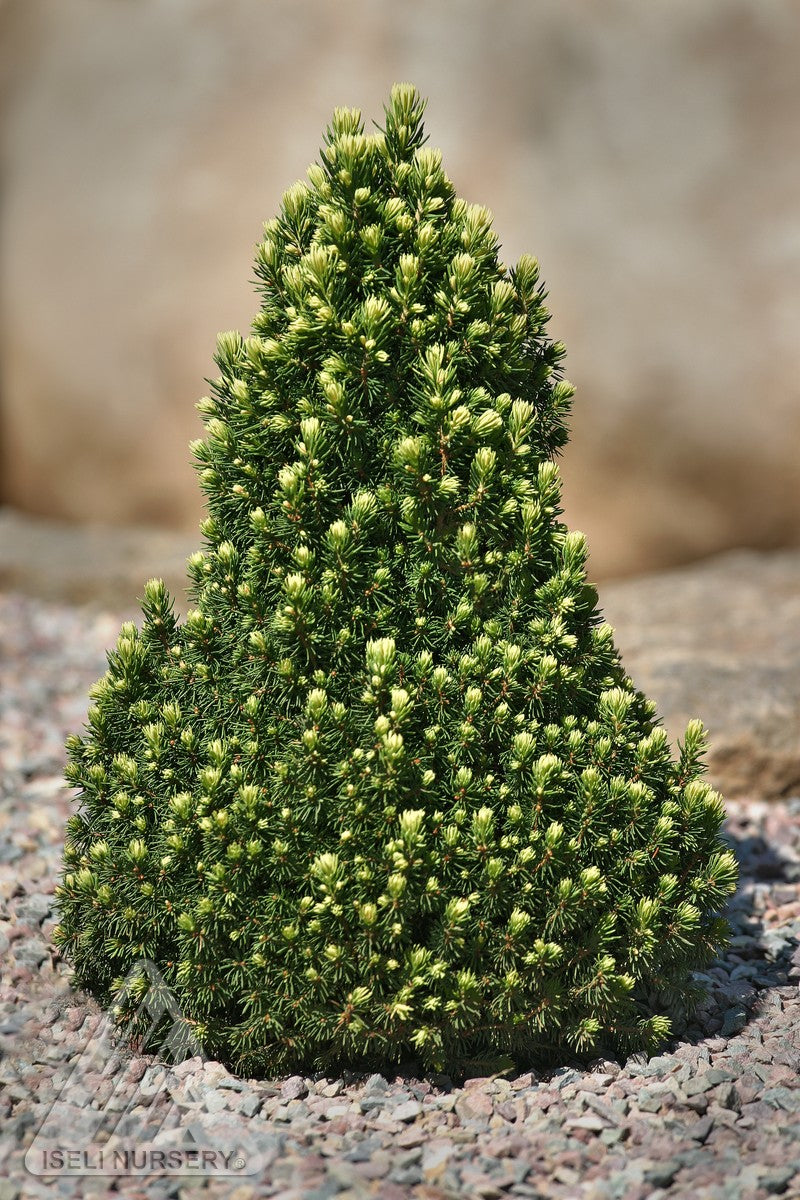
[54,84,738,1078]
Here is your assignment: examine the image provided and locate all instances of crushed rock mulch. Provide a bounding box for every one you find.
[2,591,800,1200]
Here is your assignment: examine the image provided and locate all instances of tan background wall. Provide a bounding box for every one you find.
[1,0,799,579]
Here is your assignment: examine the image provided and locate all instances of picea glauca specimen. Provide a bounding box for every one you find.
[54,84,738,1078]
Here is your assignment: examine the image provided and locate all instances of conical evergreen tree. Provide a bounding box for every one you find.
[54,85,738,1077]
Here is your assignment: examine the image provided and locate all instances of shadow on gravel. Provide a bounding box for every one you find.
[642,820,799,1064]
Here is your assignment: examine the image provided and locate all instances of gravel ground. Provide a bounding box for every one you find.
[2,591,800,1200]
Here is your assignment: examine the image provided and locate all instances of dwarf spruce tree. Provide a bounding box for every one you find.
[54,85,738,1077]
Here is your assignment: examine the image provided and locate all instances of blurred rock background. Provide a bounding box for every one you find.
[1,0,799,582]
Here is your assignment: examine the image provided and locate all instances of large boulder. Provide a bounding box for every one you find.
[603,549,800,800]
[0,508,196,611]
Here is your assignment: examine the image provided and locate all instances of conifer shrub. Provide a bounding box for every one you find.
[54,84,738,1078]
